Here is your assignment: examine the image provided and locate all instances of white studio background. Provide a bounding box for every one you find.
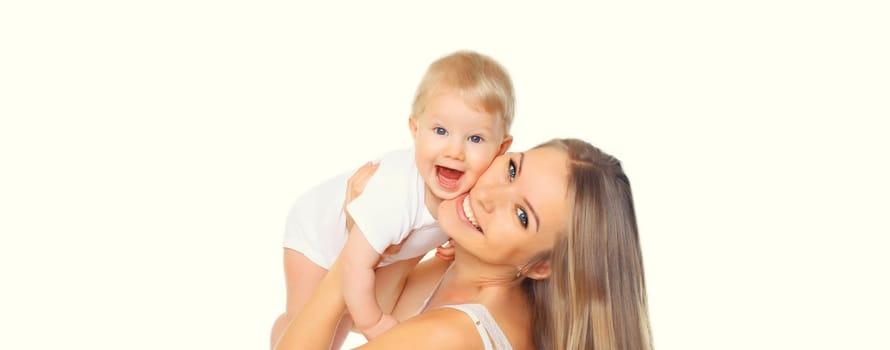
[1,1,888,349]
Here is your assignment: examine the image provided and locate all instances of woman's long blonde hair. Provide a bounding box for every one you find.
[523,138,653,350]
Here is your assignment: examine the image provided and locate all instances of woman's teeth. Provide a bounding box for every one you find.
[462,195,482,232]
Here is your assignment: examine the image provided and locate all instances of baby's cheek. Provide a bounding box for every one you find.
[469,155,495,174]
[464,171,481,184]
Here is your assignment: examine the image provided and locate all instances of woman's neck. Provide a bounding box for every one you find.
[430,245,523,307]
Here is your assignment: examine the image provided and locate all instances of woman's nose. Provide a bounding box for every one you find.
[474,184,510,213]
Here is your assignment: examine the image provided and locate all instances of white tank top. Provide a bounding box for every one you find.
[441,304,513,350]
[416,265,513,350]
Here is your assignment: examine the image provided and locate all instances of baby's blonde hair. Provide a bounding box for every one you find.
[411,51,515,134]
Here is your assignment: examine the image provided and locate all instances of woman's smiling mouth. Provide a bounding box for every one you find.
[462,195,483,233]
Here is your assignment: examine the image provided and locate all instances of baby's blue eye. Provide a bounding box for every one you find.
[508,159,517,181]
[469,135,483,143]
[434,127,447,135]
[517,208,528,227]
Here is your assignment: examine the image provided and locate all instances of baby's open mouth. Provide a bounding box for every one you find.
[436,166,463,191]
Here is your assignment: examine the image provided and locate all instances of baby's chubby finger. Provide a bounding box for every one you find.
[435,240,455,261]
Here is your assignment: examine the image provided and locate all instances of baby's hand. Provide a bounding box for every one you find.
[435,239,455,261]
[362,313,399,340]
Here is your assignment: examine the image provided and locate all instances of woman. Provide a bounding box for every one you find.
[275,138,653,350]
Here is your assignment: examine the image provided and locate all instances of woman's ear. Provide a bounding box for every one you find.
[525,260,551,280]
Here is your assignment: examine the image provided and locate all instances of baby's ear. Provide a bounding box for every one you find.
[408,116,418,140]
[525,259,551,280]
[497,135,513,155]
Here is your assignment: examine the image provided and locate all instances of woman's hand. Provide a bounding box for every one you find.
[344,162,379,233]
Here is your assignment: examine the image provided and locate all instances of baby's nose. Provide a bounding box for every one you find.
[444,140,465,160]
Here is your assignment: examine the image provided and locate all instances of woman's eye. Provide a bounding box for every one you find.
[434,127,447,135]
[508,159,517,181]
[517,207,529,228]
[469,135,483,143]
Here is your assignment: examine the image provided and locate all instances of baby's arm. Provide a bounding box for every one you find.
[374,255,423,318]
[341,225,398,339]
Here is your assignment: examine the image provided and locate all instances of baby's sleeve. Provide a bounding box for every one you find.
[345,161,413,255]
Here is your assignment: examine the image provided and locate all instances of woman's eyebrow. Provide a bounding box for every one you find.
[518,152,524,176]
[527,198,540,233]
[517,152,541,233]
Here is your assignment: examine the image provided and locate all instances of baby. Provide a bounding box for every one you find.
[272,50,515,347]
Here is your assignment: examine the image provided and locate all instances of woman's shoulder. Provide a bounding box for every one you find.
[360,307,487,350]
[482,292,535,350]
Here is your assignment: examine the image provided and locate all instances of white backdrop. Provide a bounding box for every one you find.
[1,1,888,349]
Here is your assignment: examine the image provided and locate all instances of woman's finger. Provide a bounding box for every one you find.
[346,162,379,201]
[344,162,379,232]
